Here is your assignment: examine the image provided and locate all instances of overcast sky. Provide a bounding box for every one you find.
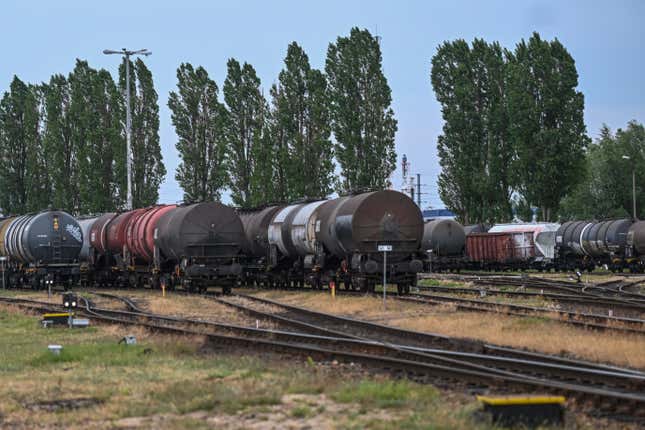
[2,0,643,208]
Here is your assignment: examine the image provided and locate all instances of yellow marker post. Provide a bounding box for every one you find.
[330,281,335,298]
[161,283,166,298]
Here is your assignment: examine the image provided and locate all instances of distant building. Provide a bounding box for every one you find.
[422,208,455,221]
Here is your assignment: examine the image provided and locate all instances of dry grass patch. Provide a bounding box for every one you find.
[253,290,645,369]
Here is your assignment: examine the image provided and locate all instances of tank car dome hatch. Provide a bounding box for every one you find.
[154,202,246,261]
[422,219,466,256]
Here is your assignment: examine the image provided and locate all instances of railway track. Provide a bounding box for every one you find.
[1,293,644,420]
[415,284,645,314]
[420,273,645,302]
[397,292,645,334]
[212,294,645,376]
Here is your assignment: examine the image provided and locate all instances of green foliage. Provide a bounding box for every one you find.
[507,32,589,221]
[432,32,588,223]
[560,121,645,219]
[67,60,125,213]
[431,39,513,224]
[223,59,271,208]
[168,63,228,202]
[0,77,49,214]
[326,27,398,192]
[43,74,78,211]
[119,58,166,207]
[272,42,334,200]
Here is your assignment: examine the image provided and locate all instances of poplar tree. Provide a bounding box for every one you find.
[507,32,588,221]
[273,42,333,200]
[43,74,77,210]
[0,77,47,214]
[67,61,124,213]
[119,58,165,207]
[223,58,270,207]
[325,27,397,192]
[266,84,289,202]
[431,39,512,224]
[168,63,228,202]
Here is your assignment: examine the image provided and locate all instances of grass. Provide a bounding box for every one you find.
[0,301,637,429]
[0,306,491,429]
[332,380,439,409]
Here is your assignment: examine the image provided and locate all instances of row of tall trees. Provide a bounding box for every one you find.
[560,121,645,220]
[0,59,164,215]
[168,27,397,208]
[431,32,589,223]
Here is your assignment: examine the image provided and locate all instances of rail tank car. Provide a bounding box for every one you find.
[126,205,176,263]
[555,221,595,270]
[240,206,283,257]
[580,219,633,269]
[0,210,83,288]
[154,202,246,293]
[88,212,117,257]
[243,190,424,293]
[421,219,466,272]
[626,221,645,272]
[313,190,424,293]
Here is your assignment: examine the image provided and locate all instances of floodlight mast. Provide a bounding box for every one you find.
[102,48,152,210]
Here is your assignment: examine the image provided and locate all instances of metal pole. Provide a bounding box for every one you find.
[1,260,4,290]
[416,173,421,207]
[633,168,637,220]
[382,250,387,307]
[125,54,133,211]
